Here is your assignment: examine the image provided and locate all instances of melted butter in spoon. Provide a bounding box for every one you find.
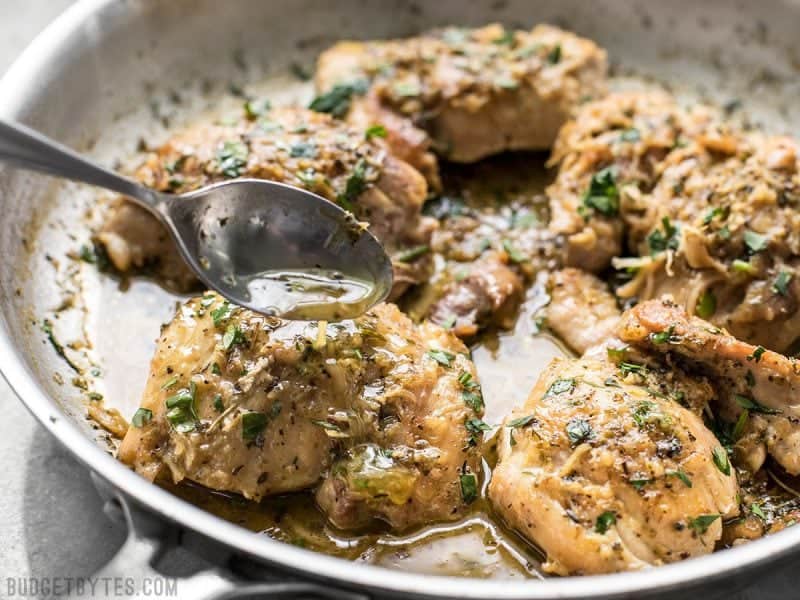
[244,268,378,321]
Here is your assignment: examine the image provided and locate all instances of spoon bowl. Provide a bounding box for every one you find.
[165,179,393,320]
[0,119,393,320]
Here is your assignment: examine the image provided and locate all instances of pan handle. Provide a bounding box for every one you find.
[65,483,370,600]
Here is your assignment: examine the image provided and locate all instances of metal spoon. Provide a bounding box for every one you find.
[0,119,393,320]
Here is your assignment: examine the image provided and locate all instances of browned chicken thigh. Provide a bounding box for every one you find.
[119,297,483,531]
[315,23,607,180]
[98,106,435,298]
[489,356,738,575]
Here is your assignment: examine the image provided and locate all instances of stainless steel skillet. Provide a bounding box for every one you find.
[3,1,800,598]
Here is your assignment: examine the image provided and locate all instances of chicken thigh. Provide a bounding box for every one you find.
[315,24,607,179]
[119,297,483,531]
[489,356,738,575]
[98,106,435,298]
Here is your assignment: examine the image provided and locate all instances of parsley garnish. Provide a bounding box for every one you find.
[650,325,680,344]
[465,418,491,445]
[547,44,562,64]
[620,128,640,142]
[212,394,224,412]
[595,511,617,534]
[580,167,619,217]
[507,415,536,429]
[365,124,387,140]
[289,142,317,158]
[545,378,575,397]
[734,394,781,415]
[688,514,720,534]
[773,271,793,296]
[396,245,430,263]
[308,79,368,118]
[619,361,647,376]
[217,141,249,178]
[427,349,455,367]
[242,411,268,441]
[222,323,245,351]
[337,158,368,210]
[460,472,478,504]
[695,290,716,319]
[243,98,271,119]
[744,230,768,254]
[211,301,233,326]
[629,478,652,491]
[165,387,197,433]
[648,217,680,254]
[131,408,153,428]
[565,417,593,446]
[751,503,767,520]
[502,239,526,263]
[746,346,766,363]
[712,446,731,476]
[666,469,693,488]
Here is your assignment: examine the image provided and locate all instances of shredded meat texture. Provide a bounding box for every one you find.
[315,23,607,175]
[618,135,800,354]
[618,298,800,476]
[547,268,621,355]
[97,106,435,298]
[489,357,738,575]
[546,91,718,272]
[118,297,483,531]
[427,252,524,338]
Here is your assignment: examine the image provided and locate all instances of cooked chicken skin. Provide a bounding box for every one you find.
[619,298,800,476]
[98,106,435,298]
[315,24,607,173]
[547,91,717,272]
[489,357,738,575]
[547,268,621,355]
[119,296,483,531]
[617,135,800,354]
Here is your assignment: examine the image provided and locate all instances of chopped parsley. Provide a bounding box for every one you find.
[131,408,153,428]
[242,411,268,441]
[745,370,755,387]
[702,206,729,225]
[308,79,368,118]
[620,128,640,142]
[396,245,430,262]
[751,503,767,520]
[650,325,679,344]
[732,259,757,275]
[222,323,245,351]
[712,446,731,476]
[648,217,680,254]
[211,301,233,326]
[211,362,222,376]
[619,361,647,376]
[423,195,469,220]
[337,158,368,210]
[365,124,387,140]
[502,239,526,263]
[666,469,693,488]
[746,346,766,363]
[216,141,249,178]
[289,141,317,158]
[460,472,478,504]
[565,417,593,446]
[545,378,575,397]
[688,514,720,535]
[459,372,484,412]
[695,290,717,319]
[595,511,617,534]
[427,349,456,367]
[507,414,536,429]
[212,394,224,412]
[629,478,652,491]
[580,167,619,218]
[465,418,491,445]
[773,271,793,296]
[161,376,179,390]
[547,44,562,64]
[165,387,197,433]
[734,394,781,415]
[744,230,768,254]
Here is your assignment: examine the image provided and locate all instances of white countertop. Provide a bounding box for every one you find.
[0,3,796,598]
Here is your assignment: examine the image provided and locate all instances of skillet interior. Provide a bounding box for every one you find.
[5,0,800,596]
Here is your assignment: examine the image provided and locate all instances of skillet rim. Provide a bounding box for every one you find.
[0,1,799,597]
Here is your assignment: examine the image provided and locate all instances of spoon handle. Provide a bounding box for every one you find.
[0,119,159,206]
